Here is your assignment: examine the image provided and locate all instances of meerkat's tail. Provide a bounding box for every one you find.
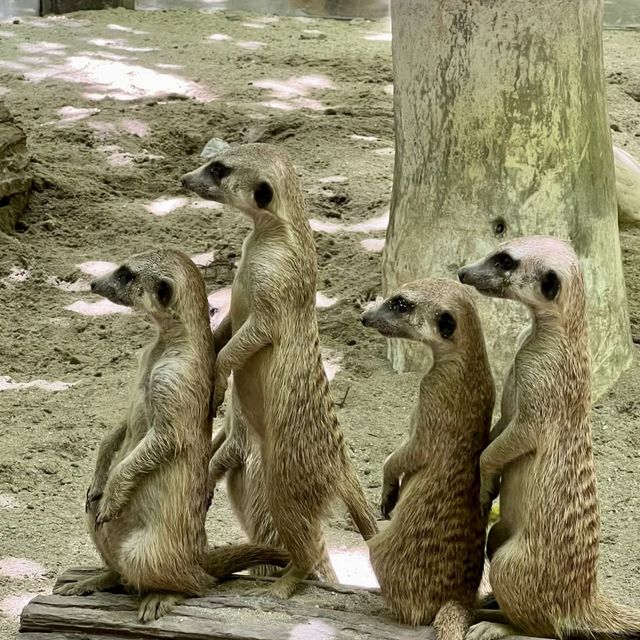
[339,466,378,540]
[562,595,640,640]
[203,543,290,578]
[433,601,472,640]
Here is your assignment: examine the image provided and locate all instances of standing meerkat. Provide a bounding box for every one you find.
[360,279,494,638]
[208,390,336,580]
[458,236,640,640]
[54,250,289,621]
[181,143,378,598]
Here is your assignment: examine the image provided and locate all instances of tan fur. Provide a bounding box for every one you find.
[53,250,289,620]
[181,143,378,598]
[209,389,336,580]
[459,236,640,640]
[361,279,494,638]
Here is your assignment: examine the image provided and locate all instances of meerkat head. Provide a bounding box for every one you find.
[180,143,301,223]
[360,278,478,356]
[90,249,208,326]
[457,236,580,313]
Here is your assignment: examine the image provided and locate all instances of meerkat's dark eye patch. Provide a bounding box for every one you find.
[493,251,517,272]
[156,279,173,307]
[254,181,273,209]
[437,312,456,339]
[541,270,560,301]
[209,161,231,181]
[115,265,135,285]
[388,295,414,314]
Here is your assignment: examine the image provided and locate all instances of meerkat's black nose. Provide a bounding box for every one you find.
[360,312,372,327]
[458,268,469,283]
[180,174,189,188]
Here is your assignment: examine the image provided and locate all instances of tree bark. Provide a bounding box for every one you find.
[383,0,633,398]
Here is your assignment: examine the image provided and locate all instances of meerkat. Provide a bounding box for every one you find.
[458,236,640,640]
[53,250,289,621]
[360,279,494,638]
[180,143,378,598]
[208,389,336,580]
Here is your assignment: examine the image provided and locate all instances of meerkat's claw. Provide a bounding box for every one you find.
[53,581,96,596]
[138,593,181,622]
[85,489,102,513]
[466,622,514,640]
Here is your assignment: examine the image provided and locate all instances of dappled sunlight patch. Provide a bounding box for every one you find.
[310,211,389,235]
[0,558,46,580]
[254,74,333,111]
[374,147,394,157]
[54,105,100,126]
[155,62,183,69]
[319,175,348,184]
[321,349,343,383]
[361,238,385,253]
[208,33,232,42]
[107,24,148,35]
[316,291,338,309]
[65,299,131,317]
[329,546,378,589]
[0,377,76,392]
[0,60,29,72]
[290,620,335,640]
[236,40,266,51]
[0,593,39,619]
[241,22,267,29]
[0,30,16,38]
[1,268,30,284]
[22,55,214,103]
[78,260,117,277]
[99,144,163,166]
[384,84,394,96]
[144,196,222,216]
[191,251,214,267]
[87,38,157,53]
[81,50,131,61]
[0,494,18,509]
[365,32,392,42]
[350,134,378,142]
[208,287,231,330]
[47,276,91,293]
[0,87,9,97]
[19,41,67,55]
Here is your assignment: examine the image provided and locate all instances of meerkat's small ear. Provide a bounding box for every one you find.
[541,270,560,301]
[437,312,456,339]
[156,279,173,307]
[254,181,273,209]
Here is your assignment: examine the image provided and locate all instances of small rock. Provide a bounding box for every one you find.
[12,19,20,25]
[347,339,357,346]
[69,356,81,365]
[201,138,231,159]
[26,504,34,510]
[610,123,622,132]
[300,30,327,40]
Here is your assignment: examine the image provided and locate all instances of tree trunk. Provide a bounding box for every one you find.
[383,0,633,399]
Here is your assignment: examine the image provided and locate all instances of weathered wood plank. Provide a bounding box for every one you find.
[22,567,553,640]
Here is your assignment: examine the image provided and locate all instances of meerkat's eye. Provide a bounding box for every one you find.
[209,162,231,181]
[254,181,274,209]
[115,265,135,285]
[388,295,414,314]
[437,312,456,339]
[493,252,515,271]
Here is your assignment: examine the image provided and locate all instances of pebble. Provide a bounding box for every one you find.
[201,138,231,159]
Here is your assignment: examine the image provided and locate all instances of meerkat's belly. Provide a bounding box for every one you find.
[232,349,272,439]
[499,454,534,533]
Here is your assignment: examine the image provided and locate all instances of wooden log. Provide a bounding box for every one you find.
[40,0,134,15]
[19,567,553,640]
[0,102,31,233]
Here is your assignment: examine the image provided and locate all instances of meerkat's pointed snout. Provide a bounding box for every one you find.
[458,268,469,284]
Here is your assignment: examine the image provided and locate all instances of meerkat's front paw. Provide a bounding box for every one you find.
[380,482,400,519]
[85,483,103,513]
[54,581,96,596]
[94,492,122,526]
[466,622,514,640]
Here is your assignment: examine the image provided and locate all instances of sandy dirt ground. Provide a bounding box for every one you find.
[0,8,639,638]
